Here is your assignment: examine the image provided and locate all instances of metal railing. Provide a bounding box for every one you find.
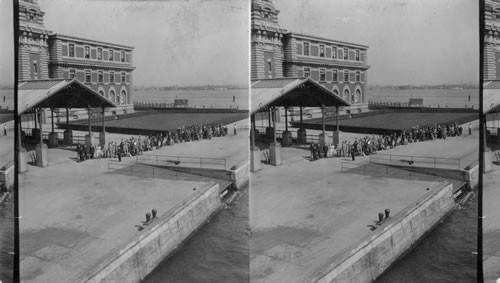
[136,154,227,170]
[369,153,461,169]
[254,126,331,144]
[486,126,499,136]
[22,128,87,146]
[107,162,182,179]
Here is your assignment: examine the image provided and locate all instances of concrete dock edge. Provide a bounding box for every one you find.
[80,182,222,283]
[311,181,455,283]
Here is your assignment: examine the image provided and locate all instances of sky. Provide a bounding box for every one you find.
[27,0,249,87]
[0,0,14,87]
[275,0,479,86]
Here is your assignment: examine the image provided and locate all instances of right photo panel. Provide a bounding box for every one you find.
[250,0,479,282]
[483,0,500,282]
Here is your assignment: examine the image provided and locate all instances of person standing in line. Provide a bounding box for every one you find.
[233,123,237,135]
[3,124,6,136]
[468,123,472,135]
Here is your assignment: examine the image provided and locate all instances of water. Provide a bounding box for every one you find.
[376,195,477,283]
[0,89,14,111]
[0,197,14,283]
[133,88,249,110]
[144,186,249,283]
[368,87,479,109]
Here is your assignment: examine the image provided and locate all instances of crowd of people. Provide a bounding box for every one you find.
[76,122,230,162]
[310,121,468,161]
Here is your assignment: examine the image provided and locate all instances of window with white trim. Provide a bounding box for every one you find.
[85,70,91,83]
[356,71,361,82]
[355,50,360,61]
[109,49,114,61]
[303,42,309,56]
[343,48,348,60]
[98,71,103,83]
[332,46,337,59]
[319,69,326,81]
[84,46,90,59]
[98,48,102,60]
[304,67,310,77]
[344,70,349,82]
[319,45,325,57]
[332,70,338,82]
[121,51,126,62]
[110,71,115,83]
[121,72,126,83]
[69,44,75,57]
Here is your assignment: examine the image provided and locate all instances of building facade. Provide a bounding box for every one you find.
[251,0,370,112]
[485,0,500,80]
[18,0,135,107]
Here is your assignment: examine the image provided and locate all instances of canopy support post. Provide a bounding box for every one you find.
[269,106,281,166]
[86,105,93,149]
[250,113,261,172]
[319,105,327,146]
[297,106,306,144]
[64,108,73,146]
[99,106,106,147]
[333,106,340,146]
[48,108,58,148]
[35,108,48,167]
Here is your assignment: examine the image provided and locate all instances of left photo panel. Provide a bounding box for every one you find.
[0,0,16,282]
[16,0,250,282]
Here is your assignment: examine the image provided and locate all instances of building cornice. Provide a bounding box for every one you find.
[284,32,368,50]
[49,61,135,71]
[50,33,134,50]
[284,59,370,70]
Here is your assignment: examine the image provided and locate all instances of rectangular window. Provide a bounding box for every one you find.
[33,61,38,74]
[268,61,272,73]
[97,48,102,60]
[121,51,125,62]
[344,70,349,82]
[356,71,360,82]
[85,70,91,83]
[121,72,126,83]
[69,44,75,57]
[304,67,310,77]
[84,46,90,59]
[110,71,115,83]
[319,69,326,81]
[332,46,337,59]
[332,70,338,82]
[109,49,114,61]
[98,71,103,83]
[355,50,360,61]
[69,69,75,79]
[303,42,309,56]
[343,48,348,60]
[319,45,325,57]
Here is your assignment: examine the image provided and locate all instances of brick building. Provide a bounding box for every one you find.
[251,0,370,113]
[485,0,500,80]
[18,0,135,109]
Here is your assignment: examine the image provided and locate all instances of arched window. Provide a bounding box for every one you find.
[116,92,121,105]
[343,89,350,102]
[121,90,127,105]
[333,89,339,96]
[355,89,361,104]
[99,90,105,96]
[110,90,115,103]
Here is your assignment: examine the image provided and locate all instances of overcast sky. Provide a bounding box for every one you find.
[10,0,249,87]
[276,0,479,86]
[0,0,14,87]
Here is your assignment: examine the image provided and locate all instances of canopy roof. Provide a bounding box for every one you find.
[250,77,350,114]
[483,81,500,114]
[18,79,116,115]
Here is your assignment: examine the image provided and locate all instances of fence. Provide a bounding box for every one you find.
[22,128,87,146]
[137,154,227,170]
[107,162,182,179]
[369,153,461,169]
[254,126,330,144]
[340,161,443,182]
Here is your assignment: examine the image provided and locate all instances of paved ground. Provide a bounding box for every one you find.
[483,147,500,283]
[18,118,250,282]
[250,124,479,283]
[0,123,14,166]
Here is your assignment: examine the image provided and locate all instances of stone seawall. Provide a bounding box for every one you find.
[81,182,221,283]
[312,181,455,283]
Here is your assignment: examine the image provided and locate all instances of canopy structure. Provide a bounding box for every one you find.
[483,81,500,114]
[18,78,116,115]
[249,77,350,171]
[251,77,350,114]
[17,78,116,170]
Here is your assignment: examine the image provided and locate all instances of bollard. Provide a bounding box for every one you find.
[146,212,151,222]
[152,209,157,219]
[385,209,390,218]
[378,212,384,223]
